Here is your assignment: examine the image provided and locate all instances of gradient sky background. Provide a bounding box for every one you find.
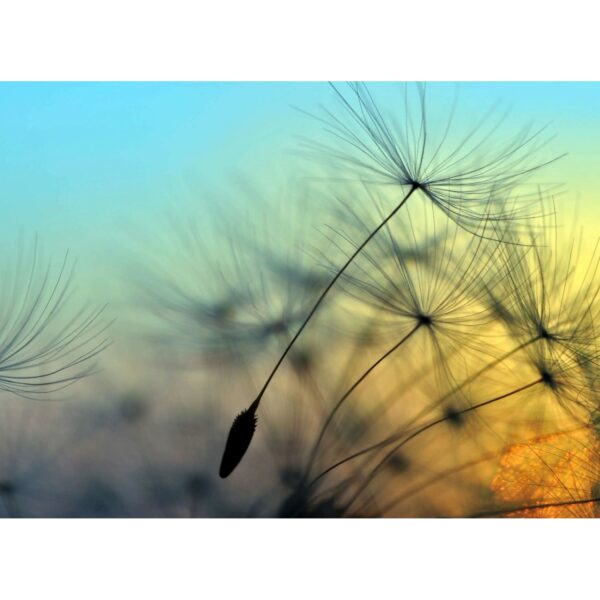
[1,82,599,316]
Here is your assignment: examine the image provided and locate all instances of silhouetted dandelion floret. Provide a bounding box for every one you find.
[137,187,334,363]
[486,214,600,366]
[443,405,465,428]
[336,199,503,357]
[523,342,600,419]
[305,82,563,230]
[0,239,109,398]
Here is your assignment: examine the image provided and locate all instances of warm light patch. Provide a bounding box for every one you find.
[492,427,600,517]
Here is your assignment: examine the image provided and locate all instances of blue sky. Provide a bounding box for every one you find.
[1,82,599,295]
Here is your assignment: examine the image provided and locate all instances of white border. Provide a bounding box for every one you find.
[0,0,597,80]
[1,519,598,598]
[0,519,599,600]
[0,2,598,598]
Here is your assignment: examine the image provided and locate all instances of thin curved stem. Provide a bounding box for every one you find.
[341,378,543,514]
[308,336,539,486]
[469,496,600,518]
[249,184,418,412]
[376,451,501,516]
[302,323,421,481]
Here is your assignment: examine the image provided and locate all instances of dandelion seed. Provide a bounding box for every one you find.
[443,405,465,428]
[485,210,600,366]
[219,400,259,478]
[305,82,562,230]
[0,238,109,398]
[136,185,332,365]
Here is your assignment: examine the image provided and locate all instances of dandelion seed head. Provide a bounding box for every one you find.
[0,237,109,399]
[334,198,503,360]
[443,405,465,428]
[136,182,336,364]
[304,82,562,231]
[487,212,600,368]
[539,367,558,391]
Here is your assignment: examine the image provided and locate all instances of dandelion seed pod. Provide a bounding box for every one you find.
[219,403,259,478]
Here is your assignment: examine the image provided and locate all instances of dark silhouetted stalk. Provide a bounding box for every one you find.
[470,496,600,518]
[219,184,419,478]
[391,335,541,434]
[376,451,501,516]
[307,336,541,485]
[302,322,422,481]
[341,378,544,513]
